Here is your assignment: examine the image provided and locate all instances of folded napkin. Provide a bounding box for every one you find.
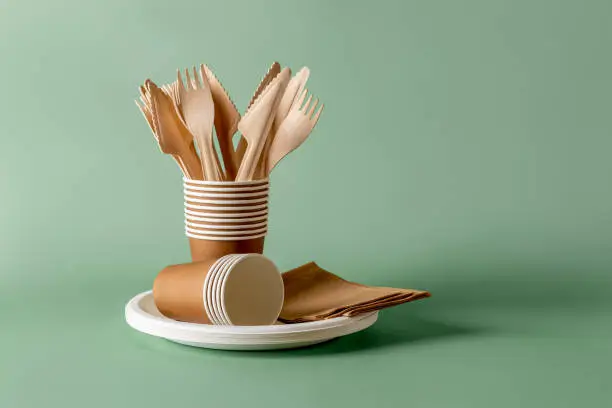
[279,262,430,323]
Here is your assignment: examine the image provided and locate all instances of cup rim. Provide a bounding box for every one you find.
[185,213,269,224]
[212,254,243,325]
[202,257,226,325]
[183,184,269,193]
[215,254,245,325]
[185,220,268,230]
[206,254,240,325]
[185,230,267,241]
[184,208,269,219]
[185,225,268,236]
[183,189,269,199]
[183,177,269,186]
[184,202,268,211]
[184,196,269,205]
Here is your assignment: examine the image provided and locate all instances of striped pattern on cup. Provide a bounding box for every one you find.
[183,177,269,241]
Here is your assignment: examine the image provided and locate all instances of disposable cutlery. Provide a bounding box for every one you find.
[266,88,323,174]
[255,67,310,178]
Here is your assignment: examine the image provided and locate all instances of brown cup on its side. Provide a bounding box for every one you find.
[154,254,284,326]
[153,258,219,324]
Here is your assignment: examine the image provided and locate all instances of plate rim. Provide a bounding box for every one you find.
[125,290,378,345]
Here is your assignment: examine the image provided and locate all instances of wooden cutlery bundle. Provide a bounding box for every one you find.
[135,62,323,181]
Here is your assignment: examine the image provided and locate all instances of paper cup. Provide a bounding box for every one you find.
[185,179,270,262]
[153,254,283,326]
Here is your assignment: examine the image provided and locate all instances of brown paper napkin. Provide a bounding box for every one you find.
[279,262,430,323]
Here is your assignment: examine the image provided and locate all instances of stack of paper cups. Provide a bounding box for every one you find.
[154,253,284,325]
[183,178,269,262]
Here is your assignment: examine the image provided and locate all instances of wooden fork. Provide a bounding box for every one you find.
[255,67,310,178]
[266,88,323,174]
[177,66,222,181]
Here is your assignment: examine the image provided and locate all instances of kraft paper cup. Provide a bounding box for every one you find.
[184,179,270,263]
[153,254,283,326]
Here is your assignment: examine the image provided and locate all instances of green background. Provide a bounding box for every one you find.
[1,0,611,406]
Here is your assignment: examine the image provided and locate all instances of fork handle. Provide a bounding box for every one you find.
[218,135,237,181]
[199,140,223,181]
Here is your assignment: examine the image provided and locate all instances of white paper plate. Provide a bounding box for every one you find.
[125,290,378,350]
